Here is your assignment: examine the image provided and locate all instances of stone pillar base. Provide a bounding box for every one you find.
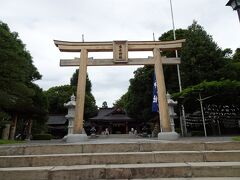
[158,132,179,141]
[64,134,88,143]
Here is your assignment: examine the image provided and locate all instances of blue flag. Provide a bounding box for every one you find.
[152,73,159,112]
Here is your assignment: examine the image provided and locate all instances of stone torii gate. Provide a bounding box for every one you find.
[54,39,185,142]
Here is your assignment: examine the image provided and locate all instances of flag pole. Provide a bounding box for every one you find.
[169,0,187,136]
[170,0,180,85]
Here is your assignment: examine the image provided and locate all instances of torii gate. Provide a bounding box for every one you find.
[54,39,185,141]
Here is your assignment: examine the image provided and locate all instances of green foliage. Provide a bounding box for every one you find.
[222,48,233,58]
[219,62,240,81]
[0,111,10,123]
[173,80,240,112]
[159,29,188,92]
[84,93,98,119]
[159,28,188,42]
[181,21,226,87]
[0,140,25,144]
[30,84,48,116]
[115,21,240,122]
[114,92,129,108]
[232,136,240,141]
[174,80,240,100]
[32,134,52,140]
[159,28,188,58]
[0,21,41,113]
[70,69,98,119]
[116,66,156,122]
[70,69,92,93]
[45,69,98,120]
[31,117,48,135]
[233,48,240,62]
[45,85,74,114]
[0,21,48,134]
[191,131,205,136]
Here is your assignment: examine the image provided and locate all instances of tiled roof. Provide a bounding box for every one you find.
[89,108,134,122]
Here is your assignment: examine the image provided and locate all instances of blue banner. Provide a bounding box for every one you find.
[152,73,159,112]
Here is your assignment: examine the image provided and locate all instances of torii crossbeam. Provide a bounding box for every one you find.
[54,39,185,140]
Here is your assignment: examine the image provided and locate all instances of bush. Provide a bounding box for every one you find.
[32,134,52,140]
[232,136,240,141]
[191,131,205,136]
[175,128,181,134]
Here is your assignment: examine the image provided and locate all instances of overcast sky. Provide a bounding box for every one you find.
[1,0,239,107]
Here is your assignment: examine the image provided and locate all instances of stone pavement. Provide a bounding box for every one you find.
[23,135,235,145]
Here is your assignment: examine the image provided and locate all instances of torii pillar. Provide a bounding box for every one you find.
[74,49,88,134]
[66,49,89,142]
[154,48,179,140]
[54,39,185,142]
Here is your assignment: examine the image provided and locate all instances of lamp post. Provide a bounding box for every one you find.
[226,0,240,22]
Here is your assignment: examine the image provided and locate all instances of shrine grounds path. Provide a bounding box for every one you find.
[10,135,236,146]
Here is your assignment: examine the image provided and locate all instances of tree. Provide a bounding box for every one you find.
[215,48,240,81]
[45,69,98,120]
[173,80,240,113]
[115,21,239,125]
[44,85,74,114]
[0,21,47,139]
[116,66,155,122]
[70,69,98,119]
[159,29,188,93]
[115,29,189,120]
[114,92,129,109]
[0,22,40,114]
[181,21,227,87]
[233,48,240,62]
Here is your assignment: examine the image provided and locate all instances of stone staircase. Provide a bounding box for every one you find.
[0,141,240,179]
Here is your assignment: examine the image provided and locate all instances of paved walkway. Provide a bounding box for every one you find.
[23,135,236,145]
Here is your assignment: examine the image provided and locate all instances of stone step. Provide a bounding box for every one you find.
[0,162,240,180]
[0,141,239,155]
[126,178,240,180]
[1,150,240,168]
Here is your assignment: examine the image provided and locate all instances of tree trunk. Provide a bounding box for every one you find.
[2,124,10,140]
[26,119,32,140]
[9,114,18,140]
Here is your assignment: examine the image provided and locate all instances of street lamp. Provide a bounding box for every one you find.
[226,0,240,22]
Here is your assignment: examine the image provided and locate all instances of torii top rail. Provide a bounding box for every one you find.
[54,39,185,134]
[54,39,185,52]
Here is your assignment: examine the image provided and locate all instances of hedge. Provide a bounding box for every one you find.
[32,134,52,140]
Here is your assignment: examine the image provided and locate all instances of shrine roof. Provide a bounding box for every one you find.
[47,115,67,125]
[89,107,134,122]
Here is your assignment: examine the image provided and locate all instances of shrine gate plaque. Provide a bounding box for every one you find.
[113,41,128,63]
[54,39,185,141]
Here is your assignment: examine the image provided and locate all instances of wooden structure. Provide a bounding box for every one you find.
[89,107,136,134]
[54,39,185,134]
[47,115,68,138]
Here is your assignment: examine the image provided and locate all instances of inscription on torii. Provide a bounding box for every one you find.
[54,39,185,136]
[113,41,128,63]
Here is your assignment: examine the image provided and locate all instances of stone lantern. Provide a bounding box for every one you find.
[167,93,177,132]
[64,94,76,135]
